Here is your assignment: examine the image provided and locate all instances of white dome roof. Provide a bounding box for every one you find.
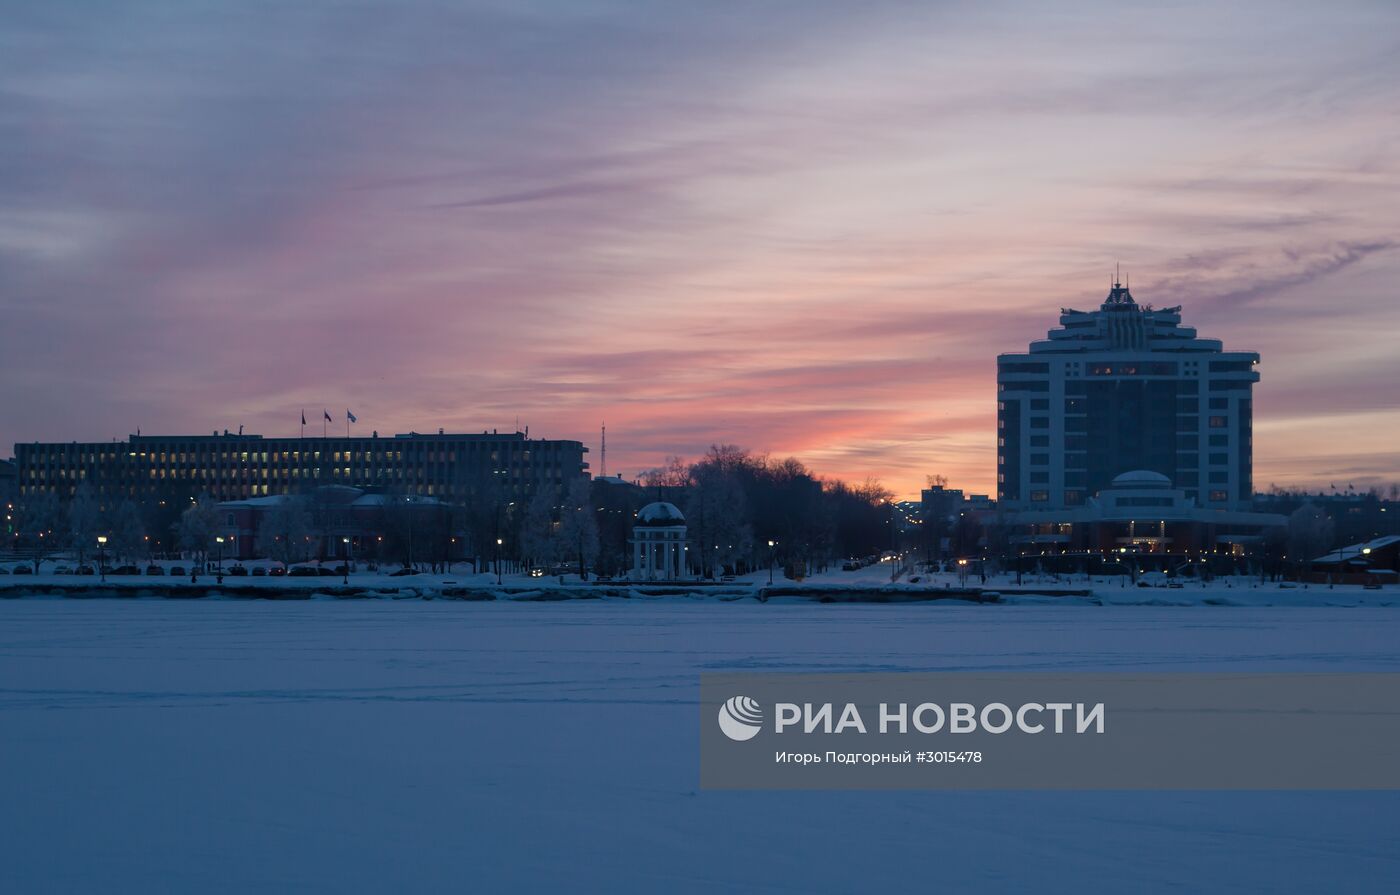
[1111,470,1172,488]
[636,501,685,525]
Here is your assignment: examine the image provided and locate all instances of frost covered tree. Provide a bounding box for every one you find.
[178,494,220,572]
[110,500,147,563]
[557,478,600,579]
[15,491,62,573]
[1287,502,1333,574]
[66,484,102,567]
[520,488,557,570]
[256,496,312,567]
[685,459,751,578]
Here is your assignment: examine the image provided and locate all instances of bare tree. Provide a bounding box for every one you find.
[557,478,600,579]
[1287,502,1334,575]
[381,493,428,570]
[66,483,102,567]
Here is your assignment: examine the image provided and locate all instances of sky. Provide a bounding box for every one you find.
[2,0,1398,498]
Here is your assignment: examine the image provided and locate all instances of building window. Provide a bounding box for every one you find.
[1030,398,1049,410]
[1209,453,1228,465]
[1030,454,1049,465]
[1030,471,1048,483]
[1030,418,1049,429]
[1030,435,1049,447]
[1209,434,1228,447]
[1209,398,1228,410]
[1064,490,1084,505]
[1209,490,1228,502]
[1030,490,1049,502]
[1209,416,1228,428]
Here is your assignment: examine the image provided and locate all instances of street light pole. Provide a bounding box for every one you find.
[496,537,503,586]
[215,536,224,584]
[343,536,351,585]
[767,539,776,585]
[97,535,107,583]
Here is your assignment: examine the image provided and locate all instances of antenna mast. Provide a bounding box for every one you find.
[601,423,607,478]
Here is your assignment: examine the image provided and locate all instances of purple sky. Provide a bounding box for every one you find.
[2,0,1398,496]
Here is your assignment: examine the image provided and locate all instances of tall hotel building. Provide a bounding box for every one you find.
[997,281,1259,511]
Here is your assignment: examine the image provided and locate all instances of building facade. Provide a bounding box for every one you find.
[14,430,588,505]
[997,281,1259,511]
[1006,469,1285,558]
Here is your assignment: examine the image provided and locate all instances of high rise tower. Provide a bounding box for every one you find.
[996,281,1259,511]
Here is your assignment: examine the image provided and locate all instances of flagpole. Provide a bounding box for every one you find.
[323,410,327,439]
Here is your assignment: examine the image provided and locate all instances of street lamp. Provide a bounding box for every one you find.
[215,536,225,584]
[342,536,351,585]
[767,539,777,586]
[97,535,107,582]
[496,537,504,585]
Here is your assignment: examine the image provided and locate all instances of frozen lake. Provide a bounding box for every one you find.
[2,599,1398,893]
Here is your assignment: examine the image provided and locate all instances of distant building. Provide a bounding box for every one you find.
[631,501,688,580]
[918,485,989,559]
[998,280,1259,511]
[14,430,588,505]
[1006,469,1285,557]
[0,459,16,539]
[1306,535,1400,584]
[218,485,451,562]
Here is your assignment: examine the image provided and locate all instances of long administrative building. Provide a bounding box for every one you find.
[13,430,589,504]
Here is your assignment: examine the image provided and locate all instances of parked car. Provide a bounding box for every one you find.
[267,566,286,577]
[389,567,420,577]
[842,559,861,571]
[251,566,267,577]
[11,564,32,575]
[145,565,165,576]
[287,566,320,577]
[720,574,736,583]
[169,565,186,576]
[53,565,74,575]
[76,564,96,575]
[227,565,249,576]
[112,565,141,576]
[319,566,339,577]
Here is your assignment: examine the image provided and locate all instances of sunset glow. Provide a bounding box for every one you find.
[3,1,1397,496]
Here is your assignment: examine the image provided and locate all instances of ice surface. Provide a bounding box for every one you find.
[1,600,1398,893]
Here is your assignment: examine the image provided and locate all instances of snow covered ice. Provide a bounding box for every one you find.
[2,599,1398,893]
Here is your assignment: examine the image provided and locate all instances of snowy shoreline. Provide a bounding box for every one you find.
[0,573,1393,607]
